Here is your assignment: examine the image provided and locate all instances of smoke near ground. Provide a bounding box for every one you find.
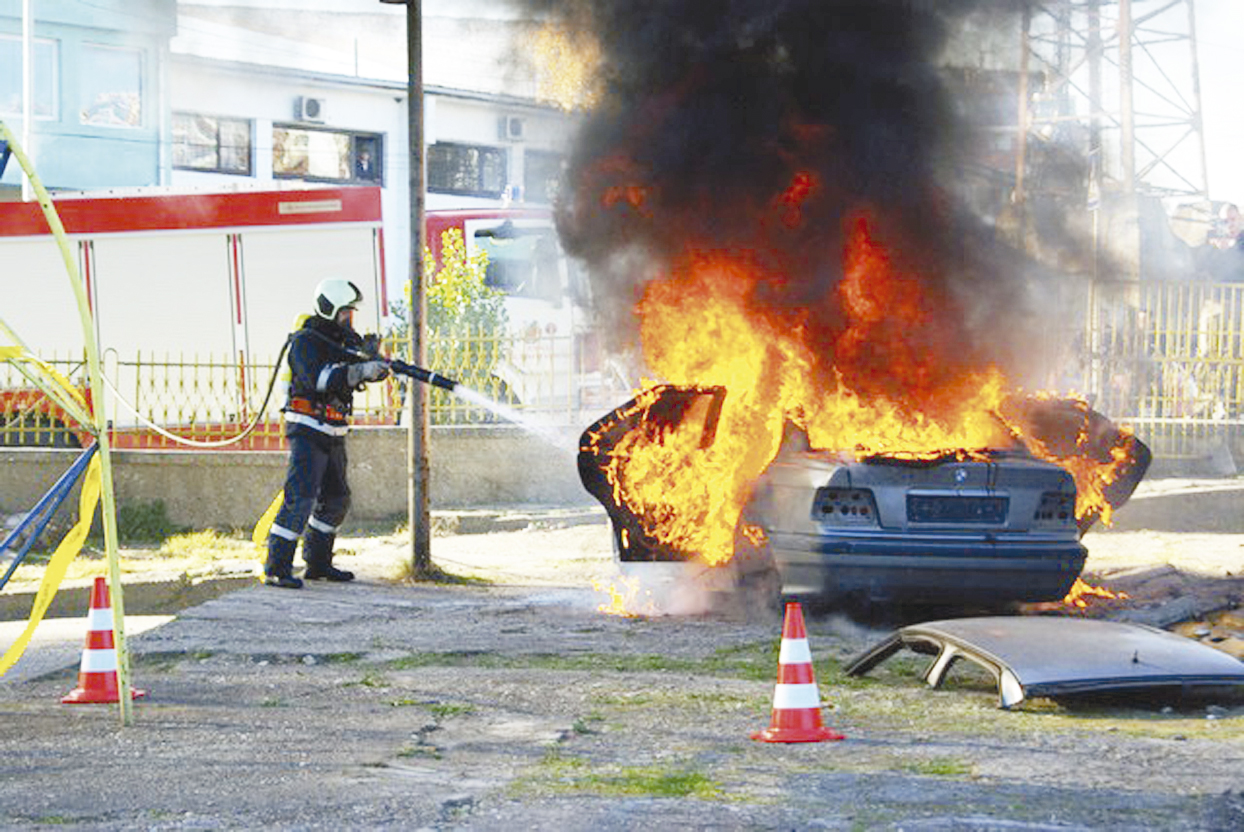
[535,0,1051,393]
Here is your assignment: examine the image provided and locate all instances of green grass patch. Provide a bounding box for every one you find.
[391,561,493,585]
[572,713,606,734]
[321,652,365,664]
[397,744,442,760]
[830,665,1244,742]
[385,641,778,680]
[591,689,761,713]
[155,528,251,558]
[895,756,976,778]
[345,672,390,689]
[424,702,475,719]
[514,752,720,799]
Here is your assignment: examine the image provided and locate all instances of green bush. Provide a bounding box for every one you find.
[112,499,187,543]
[386,227,511,422]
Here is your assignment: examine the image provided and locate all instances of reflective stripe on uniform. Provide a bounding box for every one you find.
[270,523,300,541]
[284,411,349,437]
[317,362,348,392]
[308,516,338,534]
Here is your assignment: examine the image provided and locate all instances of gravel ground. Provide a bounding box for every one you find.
[1,513,1243,830]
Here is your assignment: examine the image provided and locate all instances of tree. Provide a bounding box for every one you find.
[386,227,509,422]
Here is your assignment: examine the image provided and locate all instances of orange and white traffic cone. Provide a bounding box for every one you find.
[751,601,844,743]
[62,576,146,704]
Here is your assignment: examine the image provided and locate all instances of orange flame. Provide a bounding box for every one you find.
[595,211,1137,575]
[1060,577,1129,609]
[592,576,657,617]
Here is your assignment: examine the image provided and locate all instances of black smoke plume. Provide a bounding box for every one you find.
[534,0,1047,398]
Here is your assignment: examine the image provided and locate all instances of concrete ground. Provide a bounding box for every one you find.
[0,484,1242,829]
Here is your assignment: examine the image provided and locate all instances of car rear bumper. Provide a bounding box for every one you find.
[770,531,1087,604]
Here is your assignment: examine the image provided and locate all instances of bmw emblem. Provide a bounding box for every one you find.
[954,468,968,485]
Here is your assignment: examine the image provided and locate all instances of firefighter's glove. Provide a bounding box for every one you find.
[347,360,390,388]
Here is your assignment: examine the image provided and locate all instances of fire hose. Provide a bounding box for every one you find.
[102,331,460,449]
[383,357,458,392]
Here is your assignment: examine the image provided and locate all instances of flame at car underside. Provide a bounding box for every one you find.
[583,201,1139,609]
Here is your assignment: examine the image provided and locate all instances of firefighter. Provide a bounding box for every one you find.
[264,278,390,588]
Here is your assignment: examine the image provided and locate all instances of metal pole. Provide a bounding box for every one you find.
[21,0,32,202]
[1119,0,1136,195]
[1186,0,1210,200]
[1014,7,1031,209]
[399,0,431,576]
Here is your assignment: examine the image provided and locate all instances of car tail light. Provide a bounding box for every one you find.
[813,487,880,528]
[1033,491,1076,529]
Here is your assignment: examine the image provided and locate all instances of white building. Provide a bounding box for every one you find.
[168,0,579,310]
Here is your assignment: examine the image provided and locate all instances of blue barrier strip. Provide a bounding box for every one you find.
[0,442,99,590]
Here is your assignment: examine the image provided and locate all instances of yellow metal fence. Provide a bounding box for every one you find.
[1085,281,1244,464]
[7,286,1244,465]
[0,330,600,449]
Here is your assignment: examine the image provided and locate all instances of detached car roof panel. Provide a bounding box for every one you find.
[845,616,1244,708]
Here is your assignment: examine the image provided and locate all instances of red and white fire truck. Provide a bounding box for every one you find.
[1,185,387,448]
[1,188,630,447]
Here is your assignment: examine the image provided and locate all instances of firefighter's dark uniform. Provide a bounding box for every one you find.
[264,315,369,585]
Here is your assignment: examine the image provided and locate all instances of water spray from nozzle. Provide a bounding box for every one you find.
[378,353,571,449]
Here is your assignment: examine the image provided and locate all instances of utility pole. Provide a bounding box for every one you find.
[381,0,431,576]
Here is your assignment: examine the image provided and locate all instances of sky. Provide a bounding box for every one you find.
[1192,0,1244,202]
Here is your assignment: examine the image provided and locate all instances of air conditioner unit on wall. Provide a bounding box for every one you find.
[296,96,327,123]
[499,115,525,142]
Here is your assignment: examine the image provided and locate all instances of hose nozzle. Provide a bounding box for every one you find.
[388,358,457,391]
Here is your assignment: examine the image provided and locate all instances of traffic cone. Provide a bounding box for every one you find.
[751,601,844,743]
[62,577,146,704]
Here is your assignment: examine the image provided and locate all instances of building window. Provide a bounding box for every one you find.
[80,43,142,128]
[273,125,383,184]
[0,35,58,118]
[524,150,564,205]
[173,113,252,175]
[428,142,507,198]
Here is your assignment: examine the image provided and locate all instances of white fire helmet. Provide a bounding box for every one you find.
[313,278,363,320]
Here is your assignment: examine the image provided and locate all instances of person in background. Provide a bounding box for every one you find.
[264,278,389,588]
[355,148,377,181]
[1211,203,1242,250]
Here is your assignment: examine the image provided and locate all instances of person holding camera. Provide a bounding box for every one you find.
[264,278,390,589]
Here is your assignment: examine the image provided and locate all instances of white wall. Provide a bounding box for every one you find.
[168,57,577,318]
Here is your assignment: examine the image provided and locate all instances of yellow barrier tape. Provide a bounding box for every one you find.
[0,317,92,425]
[253,490,285,550]
[1,119,131,723]
[0,453,101,676]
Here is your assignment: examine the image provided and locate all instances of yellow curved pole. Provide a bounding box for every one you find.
[0,120,133,726]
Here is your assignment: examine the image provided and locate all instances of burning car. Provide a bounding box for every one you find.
[579,385,1150,612]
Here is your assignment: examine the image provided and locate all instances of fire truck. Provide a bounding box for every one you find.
[425,208,632,417]
[0,185,387,448]
[1,190,629,447]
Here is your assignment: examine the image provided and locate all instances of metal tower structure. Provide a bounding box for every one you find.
[1015,0,1208,206]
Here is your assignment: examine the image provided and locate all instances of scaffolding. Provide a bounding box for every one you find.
[1017,0,1208,204]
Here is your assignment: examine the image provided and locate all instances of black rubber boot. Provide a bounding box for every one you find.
[303,527,354,582]
[264,536,303,589]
